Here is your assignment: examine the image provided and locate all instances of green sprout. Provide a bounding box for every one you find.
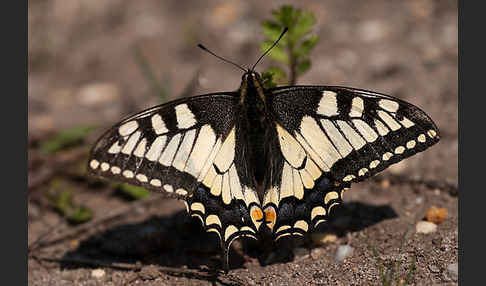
[133,46,170,103]
[260,5,319,87]
[46,179,93,224]
[368,231,416,286]
[115,183,151,200]
[40,125,96,154]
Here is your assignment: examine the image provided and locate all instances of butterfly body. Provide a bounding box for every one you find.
[88,67,439,271]
[238,72,268,186]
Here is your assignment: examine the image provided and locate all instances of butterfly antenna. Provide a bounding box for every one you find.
[198,44,247,72]
[251,27,288,71]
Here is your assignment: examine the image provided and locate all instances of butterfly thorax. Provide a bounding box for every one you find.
[239,72,269,190]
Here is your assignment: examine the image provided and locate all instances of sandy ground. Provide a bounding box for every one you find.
[28,1,457,285]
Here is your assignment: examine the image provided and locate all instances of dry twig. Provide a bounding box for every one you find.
[31,255,246,286]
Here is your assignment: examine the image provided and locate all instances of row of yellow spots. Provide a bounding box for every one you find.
[341,129,437,183]
[89,159,188,196]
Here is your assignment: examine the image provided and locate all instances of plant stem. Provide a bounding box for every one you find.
[133,46,168,103]
[287,36,297,85]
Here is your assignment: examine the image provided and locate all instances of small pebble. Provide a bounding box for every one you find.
[138,265,160,281]
[425,206,448,224]
[68,239,79,249]
[311,233,337,245]
[91,269,105,279]
[358,20,387,42]
[447,263,458,278]
[335,245,354,263]
[388,160,408,174]
[428,264,440,273]
[416,221,437,234]
[311,247,325,259]
[77,82,120,106]
[380,179,390,189]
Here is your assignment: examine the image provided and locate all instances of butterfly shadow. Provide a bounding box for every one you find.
[59,209,248,281]
[60,201,397,274]
[240,201,399,266]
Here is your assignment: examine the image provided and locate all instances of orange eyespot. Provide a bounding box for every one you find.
[250,207,264,221]
[263,206,276,231]
[250,205,264,229]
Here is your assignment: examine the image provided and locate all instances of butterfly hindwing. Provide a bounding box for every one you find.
[268,86,440,185]
[262,123,346,239]
[188,121,261,248]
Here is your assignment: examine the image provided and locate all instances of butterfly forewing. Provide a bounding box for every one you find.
[268,86,440,185]
[89,93,239,196]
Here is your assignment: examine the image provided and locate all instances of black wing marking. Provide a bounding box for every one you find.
[88,93,239,197]
[268,86,440,185]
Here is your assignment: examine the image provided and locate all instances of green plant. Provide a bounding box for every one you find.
[369,231,416,286]
[115,183,151,200]
[128,46,200,201]
[127,46,175,201]
[260,5,319,86]
[133,46,170,103]
[46,179,93,224]
[40,125,95,153]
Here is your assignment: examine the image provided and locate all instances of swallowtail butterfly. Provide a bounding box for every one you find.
[88,28,439,270]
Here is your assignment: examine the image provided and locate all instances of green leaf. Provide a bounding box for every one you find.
[262,21,284,40]
[267,66,287,84]
[292,12,316,39]
[117,183,151,200]
[133,46,169,103]
[47,179,73,213]
[54,190,73,214]
[261,71,277,88]
[67,206,93,224]
[260,40,288,63]
[297,59,311,76]
[46,179,93,224]
[262,67,287,88]
[260,5,320,84]
[40,125,96,153]
[296,35,319,57]
[275,5,299,29]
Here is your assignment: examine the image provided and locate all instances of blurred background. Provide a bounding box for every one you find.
[28,1,458,284]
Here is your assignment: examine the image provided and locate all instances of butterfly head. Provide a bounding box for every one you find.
[242,70,262,82]
[239,70,266,104]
